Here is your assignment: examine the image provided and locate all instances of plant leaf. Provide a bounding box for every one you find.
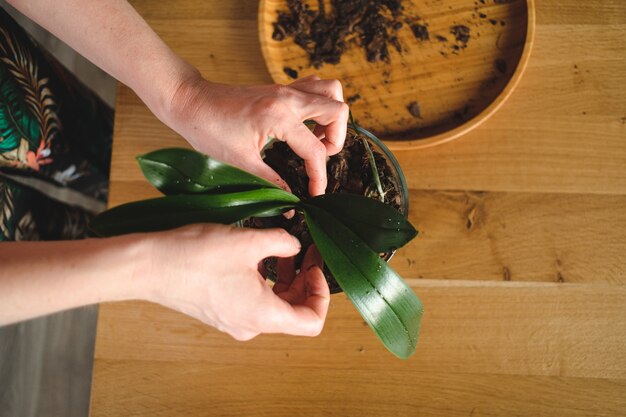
[302,203,423,359]
[90,188,299,237]
[137,148,280,195]
[305,194,418,253]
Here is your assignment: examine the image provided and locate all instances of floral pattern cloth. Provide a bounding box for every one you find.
[0,7,113,241]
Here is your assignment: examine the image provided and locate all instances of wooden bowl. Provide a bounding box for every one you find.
[259,0,536,150]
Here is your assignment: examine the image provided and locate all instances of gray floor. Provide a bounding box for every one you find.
[0,307,99,417]
[0,2,116,417]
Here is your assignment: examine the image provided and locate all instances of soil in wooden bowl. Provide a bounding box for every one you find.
[272,0,407,67]
[261,0,532,145]
[244,126,406,294]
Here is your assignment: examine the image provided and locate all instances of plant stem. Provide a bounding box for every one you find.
[350,112,385,202]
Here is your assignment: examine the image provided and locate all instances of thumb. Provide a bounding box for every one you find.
[238,228,301,263]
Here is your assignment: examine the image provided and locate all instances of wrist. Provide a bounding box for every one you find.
[159,70,214,147]
[158,65,204,126]
[133,57,202,128]
[91,233,157,303]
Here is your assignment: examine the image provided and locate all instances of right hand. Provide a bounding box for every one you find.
[162,72,349,196]
[137,224,330,341]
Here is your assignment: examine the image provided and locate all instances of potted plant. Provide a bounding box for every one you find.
[90,121,423,359]
[247,119,410,294]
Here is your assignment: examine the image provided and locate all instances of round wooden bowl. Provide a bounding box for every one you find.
[259,0,536,150]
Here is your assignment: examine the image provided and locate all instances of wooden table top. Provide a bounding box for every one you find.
[90,1,626,416]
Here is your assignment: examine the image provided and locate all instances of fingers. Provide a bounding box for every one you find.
[299,245,329,323]
[289,74,321,85]
[278,121,328,196]
[290,78,343,102]
[320,119,347,156]
[268,79,349,195]
[273,256,296,294]
[289,91,348,156]
[239,228,301,262]
[218,244,328,341]
[288,78,349,156]
[265,245,330,337]
[312,124,326,140]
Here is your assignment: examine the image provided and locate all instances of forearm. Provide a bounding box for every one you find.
[6,0,348,196]
[6,0,197,120]
[0,235,150,326]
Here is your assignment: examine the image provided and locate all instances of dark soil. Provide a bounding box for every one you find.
[271,1,505,69]
[450,25,470,45]
[245,127,402,294]
[283,66,299,79]
[272,0,407,67]
[494,58,507,74]
[346,93,362,104]
[407,101,422,118]
[410,23,429,41]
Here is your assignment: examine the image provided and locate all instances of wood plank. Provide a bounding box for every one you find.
[129,0,258,21]
[90,360,626,417]
[94,282,626,380]
[391,190,626,283]
[536,1,626,24]
[147,19,271,84]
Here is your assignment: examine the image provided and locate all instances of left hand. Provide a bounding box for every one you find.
[140,224,330,341]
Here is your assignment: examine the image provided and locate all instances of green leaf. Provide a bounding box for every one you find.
[305,194,418,253]
[90,188,299,237]
[137,148,280,195]
[302,203,423,359]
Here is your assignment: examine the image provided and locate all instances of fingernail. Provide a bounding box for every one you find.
[284,209,295,219]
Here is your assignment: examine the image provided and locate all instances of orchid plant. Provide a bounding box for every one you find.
[90,146,423,359]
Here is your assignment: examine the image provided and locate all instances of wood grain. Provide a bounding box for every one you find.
[92,282,626,416]
[94,282,626,380]
[91,362,626,417]
[391,190,626,283]
[92,0,626,415]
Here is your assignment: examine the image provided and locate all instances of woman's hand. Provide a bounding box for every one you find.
[0,223,330,336]
[6,0,348,195]
[163,73,349,196]
[142,224,330,341]
[5,0,348,193]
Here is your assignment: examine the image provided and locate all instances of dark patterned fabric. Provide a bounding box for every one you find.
[0,7,113,241]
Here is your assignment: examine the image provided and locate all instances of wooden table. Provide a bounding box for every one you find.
[90,1,626,416]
